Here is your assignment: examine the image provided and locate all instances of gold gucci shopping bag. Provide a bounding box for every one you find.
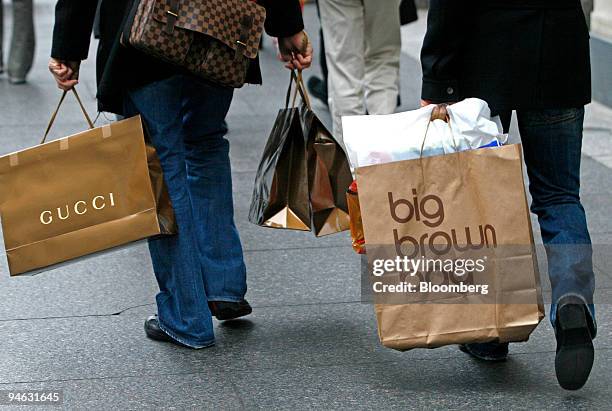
[357,137,544,350]
[0,89,176,276]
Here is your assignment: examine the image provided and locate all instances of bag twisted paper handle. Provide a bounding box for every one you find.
[419,104,459,158]
[41,88,95,144]
[285,71,300,109]
[295,70,312,110]
[418,104,462,187]
[285,70,312,110]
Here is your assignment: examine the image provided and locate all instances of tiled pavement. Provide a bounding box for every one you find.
[0,2,610,410]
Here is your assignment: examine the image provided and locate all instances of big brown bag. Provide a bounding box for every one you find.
[356,111,544,350]
[0,89,176,276]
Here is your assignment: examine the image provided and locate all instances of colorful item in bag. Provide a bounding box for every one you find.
[346,180,365,254]
[479,139,502,148]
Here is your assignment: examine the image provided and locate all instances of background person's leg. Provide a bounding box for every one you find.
[319,0,366,140]
[306,0,329,106]
[516,108,596,327]
[124,76,215,348]
[319,27,328,90]
[0,1,4,73]
[363,0,401,115]
[8,0,35,83]
[181,81,247,302]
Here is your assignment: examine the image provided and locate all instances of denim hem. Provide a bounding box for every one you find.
[157,319,215,349]
[207,296,245,303]
[555,292,589,306]
[549,292,596,333]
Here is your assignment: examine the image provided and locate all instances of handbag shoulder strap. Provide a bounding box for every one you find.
[164,0,179,34]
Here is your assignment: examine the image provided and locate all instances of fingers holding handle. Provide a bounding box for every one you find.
[48,58,80,91]
[278,30,313,71]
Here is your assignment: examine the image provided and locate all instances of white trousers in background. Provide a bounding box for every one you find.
[319,0,401,140]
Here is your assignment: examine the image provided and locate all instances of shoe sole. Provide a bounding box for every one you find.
[214,306,253,321]
[458,344,508,362]
[555,304,594,390]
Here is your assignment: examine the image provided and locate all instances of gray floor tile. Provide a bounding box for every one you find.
[0,243,158,319]
[592,232,612,276]
[1,301,609,385]
[229,351,612,410]
[583,194,612,234]
[581,156,612,195]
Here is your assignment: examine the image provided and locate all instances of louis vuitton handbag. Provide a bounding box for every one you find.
[122,0,267,88]
[0,89,176,276]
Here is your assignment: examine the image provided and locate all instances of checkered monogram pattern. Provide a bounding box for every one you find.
[127,0,266,88]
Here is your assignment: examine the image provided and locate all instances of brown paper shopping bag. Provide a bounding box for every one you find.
[0,89,175,275]
[356,123,544,350]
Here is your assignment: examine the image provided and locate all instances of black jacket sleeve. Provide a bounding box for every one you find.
[259,0,304,38]
[51,0,98,61]
[420,0,474,102]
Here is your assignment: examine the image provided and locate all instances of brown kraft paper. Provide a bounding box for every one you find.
[356,143,544,350]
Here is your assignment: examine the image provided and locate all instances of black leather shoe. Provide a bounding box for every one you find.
[307,76,328,106]
[144,315,188,347]
[208,300,252,321]
[459,342,509,362]
[554,296,595,390]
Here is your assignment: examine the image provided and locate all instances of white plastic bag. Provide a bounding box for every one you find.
[342,98,507,168]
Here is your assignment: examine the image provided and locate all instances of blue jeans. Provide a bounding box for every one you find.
[124,75,247,348]
[502,108,596,331]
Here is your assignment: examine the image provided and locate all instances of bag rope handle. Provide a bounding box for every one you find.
[41,88,94,145]
[284,70,313,110]
[419,104,459,158]
[295,70,312,110]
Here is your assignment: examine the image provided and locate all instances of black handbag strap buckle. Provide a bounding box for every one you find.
[165,0,179,34]
[235,15,252,60]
